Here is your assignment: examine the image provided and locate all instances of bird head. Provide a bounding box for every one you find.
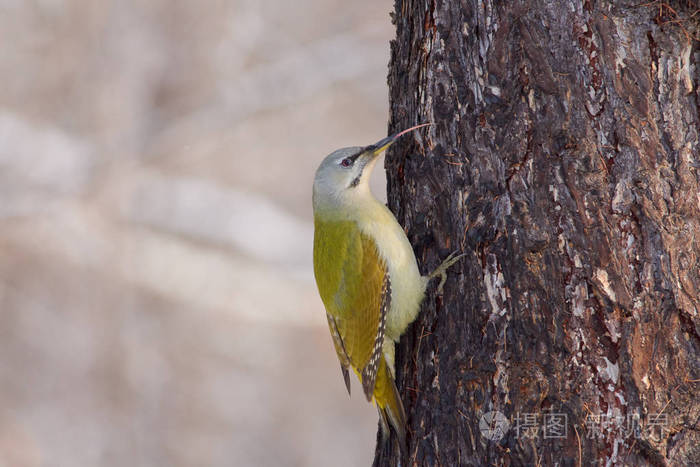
[312,123,429,213]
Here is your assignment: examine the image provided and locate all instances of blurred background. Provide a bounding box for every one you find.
[0,1,394,465]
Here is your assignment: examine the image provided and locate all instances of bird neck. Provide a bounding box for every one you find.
[313,183,386,223]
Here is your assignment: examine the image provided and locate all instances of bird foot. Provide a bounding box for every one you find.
[427,251,466,294]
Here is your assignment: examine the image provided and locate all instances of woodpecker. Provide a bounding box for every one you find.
[312,124,464,448]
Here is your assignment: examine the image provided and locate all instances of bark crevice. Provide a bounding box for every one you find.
[376,1,699,465]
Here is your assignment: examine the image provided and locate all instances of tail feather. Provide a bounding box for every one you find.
[377,406,390,442]
[373,356,407,453]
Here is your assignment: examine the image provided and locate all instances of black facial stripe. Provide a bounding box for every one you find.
[345,148,367,188]
[347,148,363,163]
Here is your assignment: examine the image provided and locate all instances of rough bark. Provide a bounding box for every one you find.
[376,1,699,465]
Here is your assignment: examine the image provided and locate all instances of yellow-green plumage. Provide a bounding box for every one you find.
[314,219,384,375]
[313,217,407,444]
[312,125,462,451]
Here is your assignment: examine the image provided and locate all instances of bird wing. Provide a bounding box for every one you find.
[326,312,352,395]
[313,218,389,400]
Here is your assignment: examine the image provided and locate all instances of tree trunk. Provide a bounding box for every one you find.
[376,1,699,465]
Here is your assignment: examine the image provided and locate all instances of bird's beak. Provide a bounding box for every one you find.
[361,123,431,161]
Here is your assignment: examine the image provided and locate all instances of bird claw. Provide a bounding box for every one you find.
[428,251,466,294]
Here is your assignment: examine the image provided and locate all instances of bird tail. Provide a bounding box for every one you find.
[374,356,407,452]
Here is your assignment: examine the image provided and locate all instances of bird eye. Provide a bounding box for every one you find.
[340,158,352,168]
